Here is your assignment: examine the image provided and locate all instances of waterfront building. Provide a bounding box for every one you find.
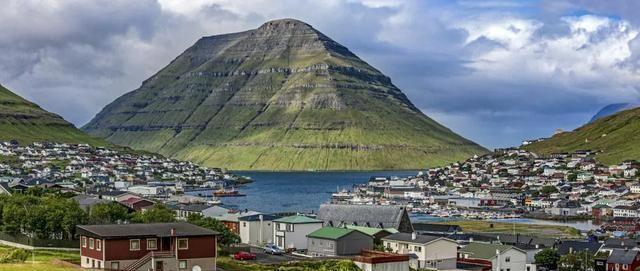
[273,215,322,250]
[382,232,457,270]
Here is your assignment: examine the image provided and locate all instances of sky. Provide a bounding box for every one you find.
[1,0,640,149]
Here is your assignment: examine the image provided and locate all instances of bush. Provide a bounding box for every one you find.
[0,248,30,263]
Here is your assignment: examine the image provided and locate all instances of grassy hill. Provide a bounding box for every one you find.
[0,84,106,146]
[525,107,640,164]
[84,19,487,170]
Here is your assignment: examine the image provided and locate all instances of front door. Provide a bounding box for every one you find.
[155,261,163,271]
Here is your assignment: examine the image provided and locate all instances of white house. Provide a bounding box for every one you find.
[458,242,528,271]
[382,233,457,270]
[272,215,322,250]
[239,214,277,246]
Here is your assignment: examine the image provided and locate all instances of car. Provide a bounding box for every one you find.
[263,243,284,255]
[233,251,257,261]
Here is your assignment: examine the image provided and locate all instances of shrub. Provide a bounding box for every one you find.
[0,248,30,263]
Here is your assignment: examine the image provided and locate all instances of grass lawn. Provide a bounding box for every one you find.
[0,246,79,271]
[434,220,582,238]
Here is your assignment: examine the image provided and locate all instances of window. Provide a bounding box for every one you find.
[286,224,294,232]
[243,222,247,227]
[505,256,511,262]
[178,238,189,250]
[85,258,89,264]
[82,237,87,248]
[623,264,628,269]
[415,246,422,252]
[130,239,140,251]
[111,262,119,270]
[97,261,101,268]
[179,260,187,269]
[147,238,157,250]
[89,238,94,249]
[96,240,101,251]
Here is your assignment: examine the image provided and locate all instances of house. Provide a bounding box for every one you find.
[607,249,640,271]
[213,210,262,235]
[614,205,640,218]
[382,232,457,270]
[238,214,278,246]
[0,182,11,195]
[76,222,218,270]
[458,242,527,271]
[119,198,155,212]
[412,223,462,235]
[99,190,139,202]
[273,215,323,250]
[73,194,110,211]
[317,204,413,233]
[354,250,410,271]
[593,204,614,219]
[306,227,373,257]
[546,200,583,216]
[556,240,603,256]
[345,225,397,246]
[170,204,214,220]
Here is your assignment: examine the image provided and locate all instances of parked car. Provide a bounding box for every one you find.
[263,243,284,255]
[233,251,257,261]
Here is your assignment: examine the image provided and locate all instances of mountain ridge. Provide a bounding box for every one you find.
[84,18,487,170]
[524,107,640,164]
[0,84,106,145]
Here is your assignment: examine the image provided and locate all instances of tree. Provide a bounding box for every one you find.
[187,214,240,246]
[558,250,594,271]
[567,173,577,182]
[89,202,130,224]
[535,248,560,270]
[131,204,175,223]
[540,185,559,195]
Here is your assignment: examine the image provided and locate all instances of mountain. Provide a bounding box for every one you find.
[589,103,639,123]
[524,107,640,164]
[0,84,105,145]
[83,19,487,170]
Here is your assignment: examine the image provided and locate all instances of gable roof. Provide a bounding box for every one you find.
[459,243,523,260]
[382,233,452,245]
[557,240,603,255]
[273,215,321,224]
[307,227,368,240]
[345,225,398,236]
[413,223,462,233]
[77,222,218,239]
[318,204,410,229]
[238,214,280,222]
[608,249,639,264]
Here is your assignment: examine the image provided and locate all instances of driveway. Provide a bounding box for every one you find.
[248,246,306,264]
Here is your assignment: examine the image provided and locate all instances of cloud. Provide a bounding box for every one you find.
[1,0,639,149]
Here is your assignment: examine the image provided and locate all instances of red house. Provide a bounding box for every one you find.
[607,249,640,271]
[77,222,218,270]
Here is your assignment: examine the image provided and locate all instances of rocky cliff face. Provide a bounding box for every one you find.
[0,84,104,145]
[84,19,486,170]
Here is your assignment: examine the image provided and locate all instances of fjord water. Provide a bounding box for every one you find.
[220,171,417,213]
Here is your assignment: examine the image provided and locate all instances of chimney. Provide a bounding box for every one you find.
[171,228,176,236]
[469,237,474,242]
[411,232,417,241]
[569,247,573,254]
[496,249,500,256]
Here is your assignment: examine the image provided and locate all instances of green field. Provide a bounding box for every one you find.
[0,246,79,271]
[434,220,582,238]
[525,107,640,164]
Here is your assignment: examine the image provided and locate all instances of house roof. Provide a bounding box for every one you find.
[557,241,602,255]
[238,214,279,222]
[608,249,639,264]
[382,233,448,245]
[345,225,398,236]
[77,222,218,239]
[273,215,321,224]
[307,227,363,240]
[459,243,520,260]
[317,204,408,229]
[99,190,133,197]
[412,223,462,233]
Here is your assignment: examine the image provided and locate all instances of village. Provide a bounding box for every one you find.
[1,141,640,270]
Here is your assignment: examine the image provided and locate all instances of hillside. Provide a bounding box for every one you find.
[0,84,105,145]
[525,107,640,164]
[83,19,487,170]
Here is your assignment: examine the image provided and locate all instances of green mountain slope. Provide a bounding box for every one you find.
[84,19,487,170]
[0,84,105,145]
[524,107,640,164]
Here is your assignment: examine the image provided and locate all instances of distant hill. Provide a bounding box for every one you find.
[525,107,640,164]
[83,18,487,170]
[0,84,105,145]
[589,103,639,123]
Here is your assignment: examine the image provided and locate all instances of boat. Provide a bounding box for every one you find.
[207,197,223,205]
[213,187,245,197]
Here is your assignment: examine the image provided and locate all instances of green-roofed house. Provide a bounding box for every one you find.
[345,225,397,246]
[273,215,322,250]
[306,227,373,257]
[458,242,527,271]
